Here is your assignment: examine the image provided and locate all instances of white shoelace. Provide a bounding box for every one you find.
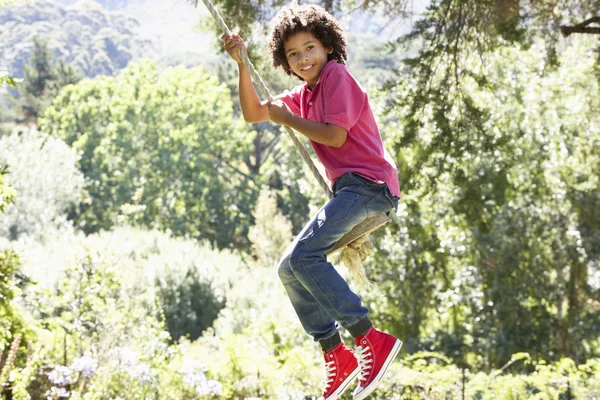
[355,345,373,383]
[323,360,337,390]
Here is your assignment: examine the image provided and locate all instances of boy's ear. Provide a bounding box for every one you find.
[326,47,333,54]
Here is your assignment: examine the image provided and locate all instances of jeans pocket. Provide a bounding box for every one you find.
[366,185,396,217]
[328,186,362,223]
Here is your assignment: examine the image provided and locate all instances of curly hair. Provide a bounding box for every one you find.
[268,4,347,81]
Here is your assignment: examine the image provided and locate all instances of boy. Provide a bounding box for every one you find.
[222,4,402,399]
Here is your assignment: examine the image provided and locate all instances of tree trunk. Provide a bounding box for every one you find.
[494,0,519,24]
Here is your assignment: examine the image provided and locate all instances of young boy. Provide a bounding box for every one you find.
[222,4,402,400]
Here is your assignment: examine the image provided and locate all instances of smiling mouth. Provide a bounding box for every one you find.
[301,64,314,71]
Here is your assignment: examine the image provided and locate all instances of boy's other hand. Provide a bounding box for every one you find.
[266,100,292,126]
[221,33,248,65]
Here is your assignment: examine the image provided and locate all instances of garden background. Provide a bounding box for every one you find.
[0,0,599,398]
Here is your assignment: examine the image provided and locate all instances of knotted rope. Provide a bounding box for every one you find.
[197,0,376,284]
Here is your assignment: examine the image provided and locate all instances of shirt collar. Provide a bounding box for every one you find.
[305,59,337,91]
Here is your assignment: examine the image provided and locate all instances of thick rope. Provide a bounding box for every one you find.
[198,0,377,284]
[199,0,332,199]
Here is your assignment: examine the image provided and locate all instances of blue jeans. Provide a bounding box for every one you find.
[278,172,398,342]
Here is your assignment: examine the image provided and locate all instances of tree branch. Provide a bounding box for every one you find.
[561,17,600,37]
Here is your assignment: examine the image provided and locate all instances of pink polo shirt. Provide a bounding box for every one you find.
[278,60,401,197]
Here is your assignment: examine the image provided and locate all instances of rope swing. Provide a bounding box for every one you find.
[196,0,389,283]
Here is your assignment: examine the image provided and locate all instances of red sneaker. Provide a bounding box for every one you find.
[352,327,402,400]
[319,343,360,400]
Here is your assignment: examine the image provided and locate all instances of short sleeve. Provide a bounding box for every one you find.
[276,85,302,116]
[322,71,366,131]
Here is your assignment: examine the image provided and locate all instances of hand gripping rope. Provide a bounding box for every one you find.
[196,0,389,284]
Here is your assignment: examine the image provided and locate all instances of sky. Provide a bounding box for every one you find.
[119,0,431,60]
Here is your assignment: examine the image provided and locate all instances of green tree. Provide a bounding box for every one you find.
[10,38,81,123]
[40,60,266,249]
[366,32,600,369]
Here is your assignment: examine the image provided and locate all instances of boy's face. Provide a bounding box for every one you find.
[284,31,333,88]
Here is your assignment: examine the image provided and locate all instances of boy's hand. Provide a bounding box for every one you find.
[221,33,248,65]
[266,100,293,126]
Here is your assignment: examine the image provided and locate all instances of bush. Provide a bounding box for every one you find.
[156,267,225,343]
[20,249,183,399]
[0,250,35,399]
[247,186,293,268]
[0,128,84,241]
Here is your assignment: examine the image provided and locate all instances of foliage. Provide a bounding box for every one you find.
[0,250,28,351]
[0,251,36,400]
[0,165,15,214]
[364,34,600,368]
[0,214,598,399]
[156,267,225,344]
[0,128,85,241]
[20,250,182,399]
[0,227,240,399]
[194,0,414,41]
[0,73,21,88]
[248,185,293,267]
[10,38,81,123]
[40,60,264,248]
[369,354,600,399]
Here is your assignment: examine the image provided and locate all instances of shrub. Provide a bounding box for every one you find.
[156,267,225,343]
[0,128,84,241]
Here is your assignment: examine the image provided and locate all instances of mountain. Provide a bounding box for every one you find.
[0,0,155,78]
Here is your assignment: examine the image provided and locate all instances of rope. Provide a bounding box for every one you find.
[198,0,332,199]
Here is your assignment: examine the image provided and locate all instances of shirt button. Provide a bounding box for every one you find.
[309,101,313,106]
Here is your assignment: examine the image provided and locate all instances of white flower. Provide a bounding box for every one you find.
[129,363,152,382]
[183,370,208,387]
[70,355,98,378]
[46,386,70,398]
[47,366,73,386]
[116,347,138,367]
[179,358,222,396]
[197,378,222,396]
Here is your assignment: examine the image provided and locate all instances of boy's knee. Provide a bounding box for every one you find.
[288,252,304,271]
[277,253,295,284]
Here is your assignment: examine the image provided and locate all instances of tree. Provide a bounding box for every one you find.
[11,38,82,123]
[367,31,600,368]
[40,61,268,249]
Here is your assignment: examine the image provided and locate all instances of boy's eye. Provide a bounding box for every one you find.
[307,46,314,50]
[289,52,296,57]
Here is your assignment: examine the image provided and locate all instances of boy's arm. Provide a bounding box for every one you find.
[267,101,347,148]
[238,63,269,123]
[222,33,269,123]
[285,114,347,148]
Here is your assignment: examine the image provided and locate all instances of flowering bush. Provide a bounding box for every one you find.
[0,128,84,241]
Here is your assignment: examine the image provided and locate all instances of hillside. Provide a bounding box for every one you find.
[0,0,154,78]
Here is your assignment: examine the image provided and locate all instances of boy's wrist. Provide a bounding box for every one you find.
[283,111,294,127]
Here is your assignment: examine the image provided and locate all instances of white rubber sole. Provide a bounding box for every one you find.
[324,364,361,400]
[352,339,403,400]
